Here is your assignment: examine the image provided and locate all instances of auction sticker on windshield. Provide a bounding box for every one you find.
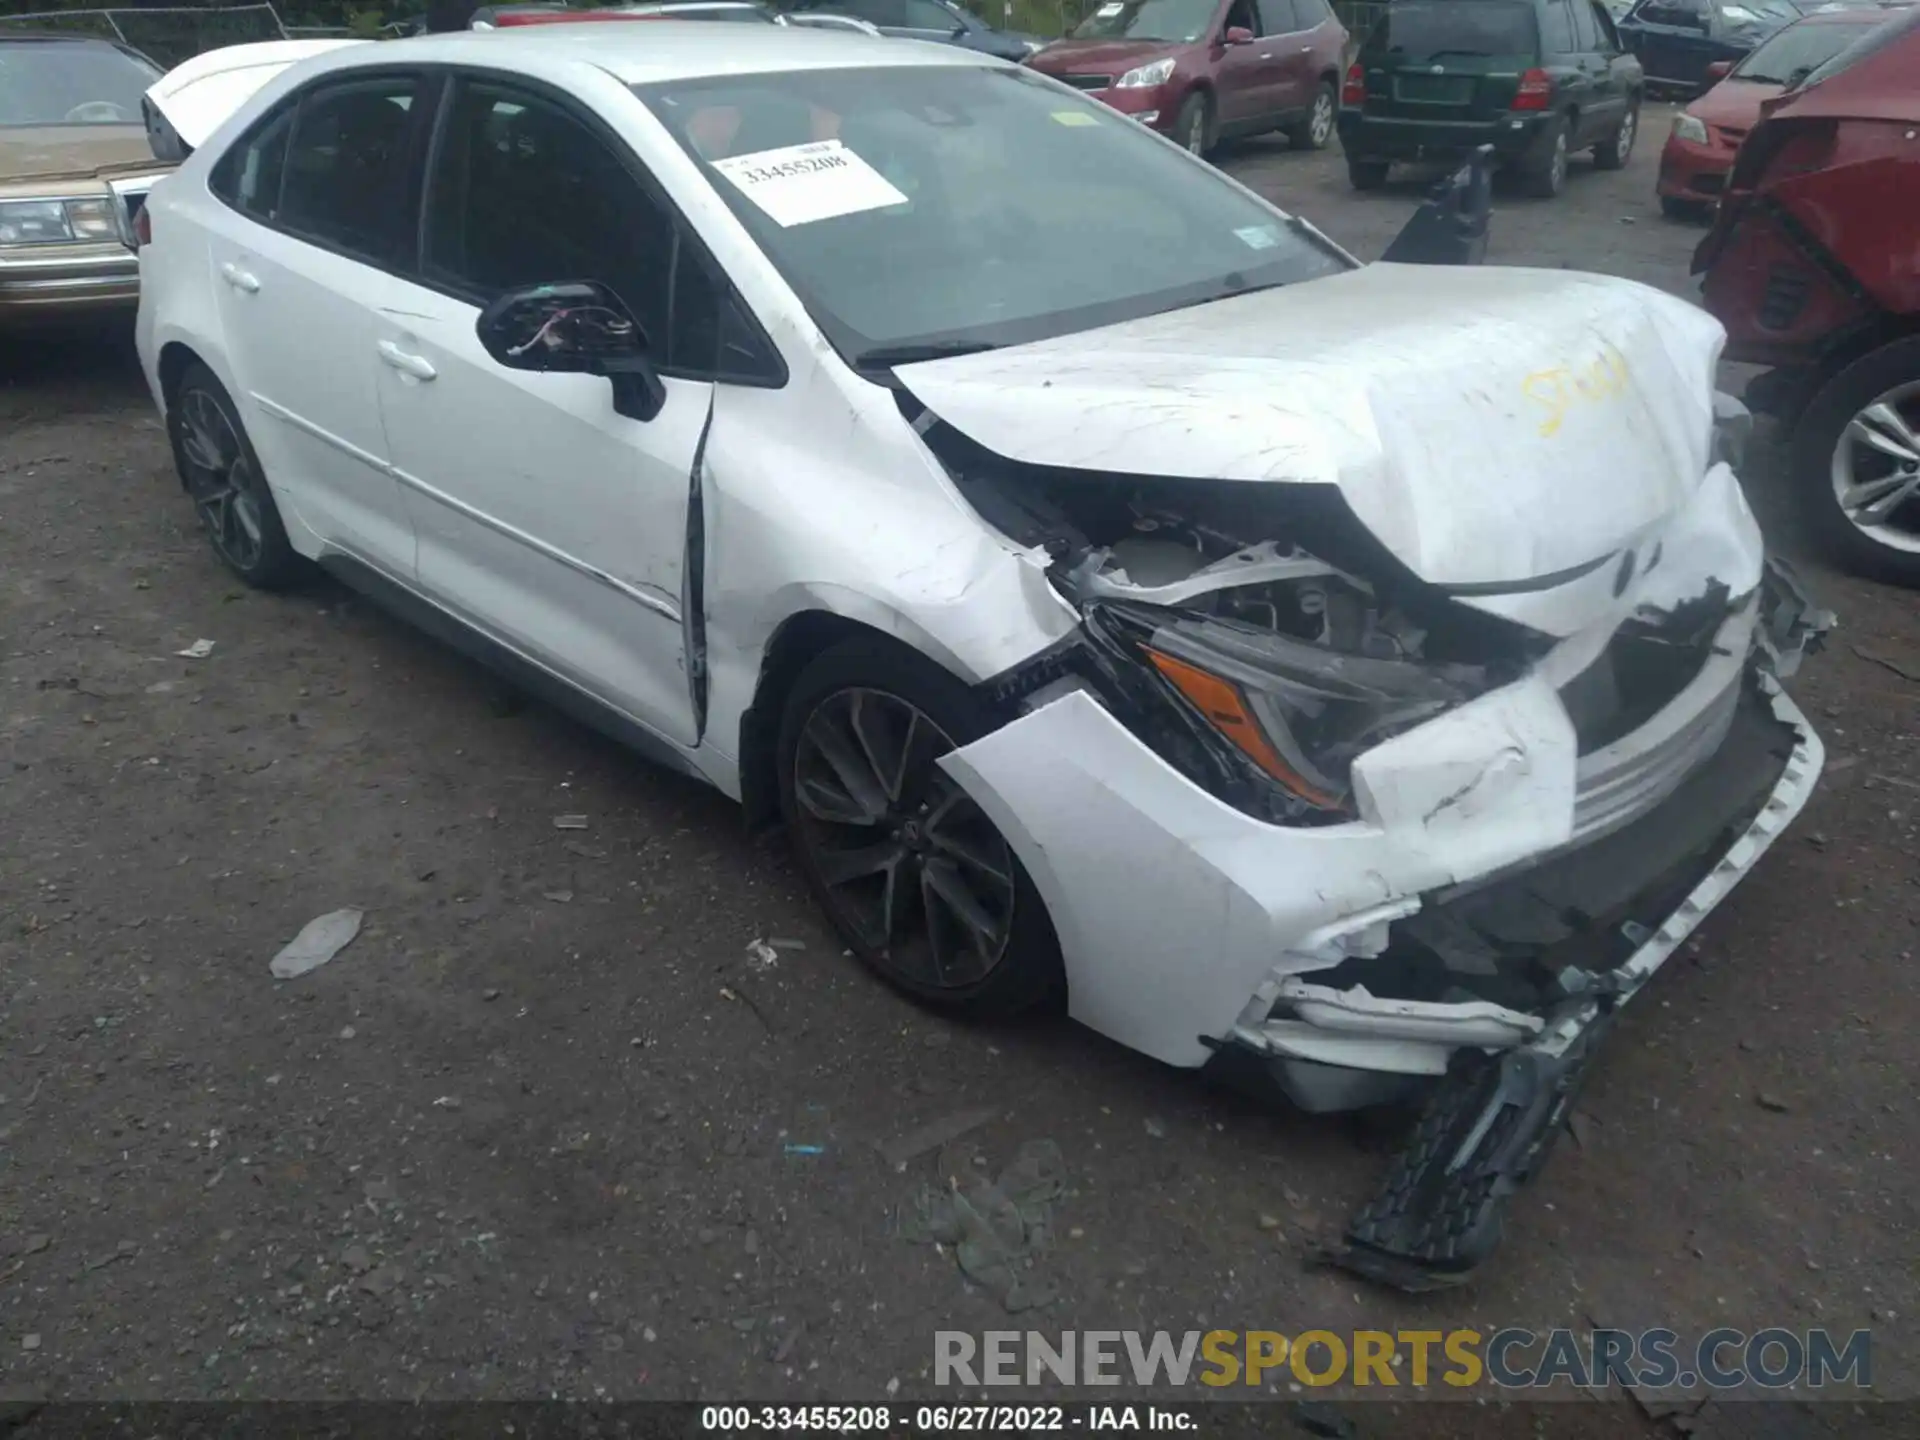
[711,140,909,227]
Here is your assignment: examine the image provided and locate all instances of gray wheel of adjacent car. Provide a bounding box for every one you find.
[1175,91,1212,157]
[167,362,301,589]
[1593,100,1638,170]
[1521,116,1570,198]
[1288,80,1337,151]
[1794,337,1920,586]
[776,634,1064,1017]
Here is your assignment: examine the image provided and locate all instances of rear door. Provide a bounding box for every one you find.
[202,72,431,578]
[1353,0,1541,123]
[1571,0,1628,135]
[1539,0,1600,142]
[1257,0,1316,119]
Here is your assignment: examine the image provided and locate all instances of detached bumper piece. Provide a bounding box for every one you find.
[1336,1021,1612,1292]
[1321,655,1824,1291]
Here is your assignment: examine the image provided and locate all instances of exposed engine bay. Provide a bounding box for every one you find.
[918,408,1742,833]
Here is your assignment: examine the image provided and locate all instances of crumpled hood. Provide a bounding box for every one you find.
[895,262,1726,589]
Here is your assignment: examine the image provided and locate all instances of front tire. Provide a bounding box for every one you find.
[167,362,301,589]
[1593,100,1638,170]
[1792,337,1920,587]
[776,634,1064,1017]
[1520,116,1570,198]
[1288,81,1337,152]
[1174,90,1213,157]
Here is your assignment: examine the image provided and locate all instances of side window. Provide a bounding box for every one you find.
[1298,0,1332,23]
[1592,3,1622,47]
[277,77,422,264]
[424,79,772,379]
[210,104,295,221]
[1224,0,1260,35]
[1542,0,1577,51]
[1572,0,1604,49]
[1257,0,1300,34]
[901,0,956,27]
[846,0,910,25]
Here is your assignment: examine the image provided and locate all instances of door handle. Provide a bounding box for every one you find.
[377,340,437,381]
[219,261,259,294]
[1260,50,1273,58]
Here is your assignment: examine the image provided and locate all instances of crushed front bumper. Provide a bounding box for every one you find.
[943,557,1830,1288]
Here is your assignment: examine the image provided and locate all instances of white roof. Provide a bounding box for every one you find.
[378,22,998,85]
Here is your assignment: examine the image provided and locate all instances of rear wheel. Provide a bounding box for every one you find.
[1793,337,1920,587]
[776,635,1064,1017]
[1593,100,1638,170]
[1288,81,1337,151]
[1520,116,1570,198]
[167,363,301,589]
[1175,91,1213,157]
[1346,157,1390,191]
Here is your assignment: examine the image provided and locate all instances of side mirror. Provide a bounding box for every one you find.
[1224,25,1254,44]
[1704,59,1732,83]
[1379,143,1494,267]
[475,280,666,422]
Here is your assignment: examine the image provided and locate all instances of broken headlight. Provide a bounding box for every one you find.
[1111,606,1489,821]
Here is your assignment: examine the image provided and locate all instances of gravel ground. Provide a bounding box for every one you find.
[2,106,1918,1431]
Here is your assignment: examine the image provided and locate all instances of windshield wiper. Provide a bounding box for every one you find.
[852,339,1001,370]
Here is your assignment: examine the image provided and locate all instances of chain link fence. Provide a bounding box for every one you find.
[0,4,292,67]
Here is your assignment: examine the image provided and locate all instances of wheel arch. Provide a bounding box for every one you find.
[157,339,207,413]
[735,606,986,835]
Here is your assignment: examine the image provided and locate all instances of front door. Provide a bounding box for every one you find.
[205,73,429,578]
[1214,0,1278,126]
[372,76,706,747]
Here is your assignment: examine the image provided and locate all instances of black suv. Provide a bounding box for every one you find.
[1337,0,1645,197]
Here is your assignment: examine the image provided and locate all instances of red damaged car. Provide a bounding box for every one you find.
[1656,3,1900,219]
[1694,2,1920,584]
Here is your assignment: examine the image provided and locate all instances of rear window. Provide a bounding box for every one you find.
[1363,1,1541,60]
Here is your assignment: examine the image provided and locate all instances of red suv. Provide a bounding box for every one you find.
[1025,0,1348,156]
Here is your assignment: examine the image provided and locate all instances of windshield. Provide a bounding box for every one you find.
[1363,2,1540,62]
[1719,0,1798,26]
[0,40,160,128]
[1732,18,1865,78]
[638,65,1342,363]
[1800,2,1916,84]
[1071,0,1220,43]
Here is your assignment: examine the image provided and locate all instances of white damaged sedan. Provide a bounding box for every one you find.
[135,24,1829,1287]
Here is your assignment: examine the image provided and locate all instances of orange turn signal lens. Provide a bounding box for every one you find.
[1145,648,1340,809]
